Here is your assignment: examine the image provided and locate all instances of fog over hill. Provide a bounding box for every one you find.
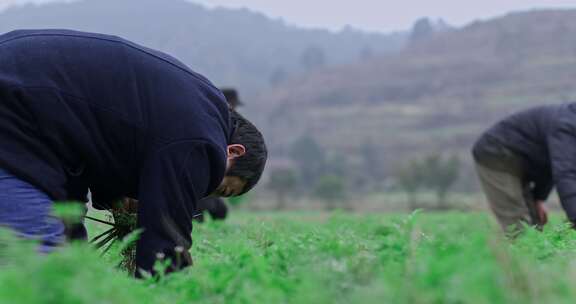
[0,0,406,96]
[3,0,571,193]
[259,9,576,190]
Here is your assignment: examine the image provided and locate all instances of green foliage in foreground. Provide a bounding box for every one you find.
[2,211,576,303]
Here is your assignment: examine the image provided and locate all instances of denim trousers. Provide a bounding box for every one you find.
[0,168,65,251]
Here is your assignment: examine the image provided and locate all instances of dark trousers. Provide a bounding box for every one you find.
[473,137,541,233]
[0,168,65,251]
[0,167,88,253]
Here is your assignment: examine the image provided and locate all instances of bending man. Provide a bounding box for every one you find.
[196,88,244,222]
[0,29,267,274]
[472,103,576,233]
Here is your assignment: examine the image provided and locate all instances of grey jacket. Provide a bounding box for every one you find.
[473,103,576,221]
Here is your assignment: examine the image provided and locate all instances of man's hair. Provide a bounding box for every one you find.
[227,110,267,195]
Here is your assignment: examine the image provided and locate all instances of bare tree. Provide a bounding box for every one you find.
[268,168,297,209]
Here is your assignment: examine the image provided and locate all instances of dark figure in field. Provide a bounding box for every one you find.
[221,88,243,109]
[195,88,243,222]
[472,103,576,233]
[195,197,228,222]
[0,30,267,274]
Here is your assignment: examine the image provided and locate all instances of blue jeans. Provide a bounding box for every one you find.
[0,168,65,251]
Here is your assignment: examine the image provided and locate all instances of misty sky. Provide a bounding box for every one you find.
[1,0,575,32]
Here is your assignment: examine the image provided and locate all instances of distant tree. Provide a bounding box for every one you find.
[395,160,425,211]
[396,154,461,210]
[268,168,297,209]
[300,46,326,71]
[420,154,461,209]
[360,140,382,181]
[410,17,434,42]
[434,18,452,32]
[289,135,326,188]
[269,66,289,87]
[359,46,375,62]
[313,175,347,210]
[324,152,350,177]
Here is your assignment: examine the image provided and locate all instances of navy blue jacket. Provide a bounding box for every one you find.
[473,103,576,221]
[0,30,230,272]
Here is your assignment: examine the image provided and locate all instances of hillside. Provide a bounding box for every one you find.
[259,9,576,188]
[0,0,405,95]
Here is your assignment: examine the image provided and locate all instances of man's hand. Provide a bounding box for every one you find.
[113,198,139,214]
[536,200,548,226]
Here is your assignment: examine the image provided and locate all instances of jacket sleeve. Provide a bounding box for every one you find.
[532,174,554,201]
[548,122,576,222]
[134,140,225,275]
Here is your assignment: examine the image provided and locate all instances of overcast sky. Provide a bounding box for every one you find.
[1,0,576,32]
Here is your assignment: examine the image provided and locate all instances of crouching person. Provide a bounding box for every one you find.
[195,197,228,222]
[195,88,244,222]
[0,29,267,275]
[472,103,576,234]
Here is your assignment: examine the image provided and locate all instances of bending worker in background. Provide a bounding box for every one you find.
[472,103,576,234]
[0,29,267,274]
[196,88,243,222]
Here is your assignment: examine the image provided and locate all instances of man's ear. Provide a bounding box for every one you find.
[227,144,246,159]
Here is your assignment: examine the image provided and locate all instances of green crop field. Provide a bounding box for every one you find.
[1,211,576,303]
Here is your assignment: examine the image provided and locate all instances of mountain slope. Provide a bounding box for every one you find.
[259,9,576,187]
[0,0,405,94]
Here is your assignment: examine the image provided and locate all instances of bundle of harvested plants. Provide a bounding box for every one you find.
[86,198,138,273]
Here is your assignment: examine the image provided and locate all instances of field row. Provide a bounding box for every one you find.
[1,211,576,303]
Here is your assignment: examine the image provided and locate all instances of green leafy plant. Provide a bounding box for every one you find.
[2,212,576,303]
